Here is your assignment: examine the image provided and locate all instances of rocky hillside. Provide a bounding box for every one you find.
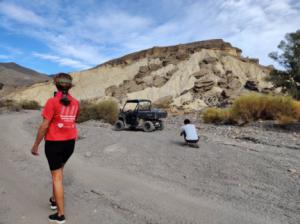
[7,39,274,110]
[0,62,49,97]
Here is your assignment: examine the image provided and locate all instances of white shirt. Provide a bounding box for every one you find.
[180,124,199,140]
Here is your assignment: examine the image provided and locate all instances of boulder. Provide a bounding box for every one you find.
[105,85,126,99]
[202,57,218,64]
[128,84,145,93]
[165,68,178,78]
[203,94,220,107]
[199,63,213,71]
[135,71,148,79]
[135,77,144,85]
[192,69,210,79]
[244,80,259,91]
[153,76,167,87]
[175,52,189,60]
[261,87,274,94]
[217,79,227,88]
[122,80,137,90]
[139,66,149,73]
[0,82,3,90]
[149,63,162,71]
[162,58,177,66]
[194,80,215,92]
[153,95,173,108]
[142,76,154,86]
[212,65,222,76]
[227,76,242,89]
[105,85,118,96]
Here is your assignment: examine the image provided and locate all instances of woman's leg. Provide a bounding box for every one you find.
[51,168,64,216]
[51,166,64,202]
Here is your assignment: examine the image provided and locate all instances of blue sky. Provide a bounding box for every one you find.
[0,0,299,74]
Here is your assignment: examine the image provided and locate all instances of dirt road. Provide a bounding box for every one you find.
[0,111,299,223]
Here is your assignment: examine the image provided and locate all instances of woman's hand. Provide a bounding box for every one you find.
[31,144,39,156]
[31,118,50,156]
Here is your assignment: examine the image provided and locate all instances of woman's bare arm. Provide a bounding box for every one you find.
[31,118,51,156]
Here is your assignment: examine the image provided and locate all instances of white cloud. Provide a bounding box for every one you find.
[126,0,300,66]
[33,52,90,70]
[91,11,151,31]
[0,44,23,55]
[0,54,11,59]
[1,0,300,71]
[0,2,45,26]
[42,34,108,65]
[209,0,300,65]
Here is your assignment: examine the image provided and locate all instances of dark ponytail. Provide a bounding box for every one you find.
[60,90,71,106]
[53,73,73,106]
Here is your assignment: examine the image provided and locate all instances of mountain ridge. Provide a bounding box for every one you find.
[95,39,243,68]
[0,62,49,98]
[0,62,49,86]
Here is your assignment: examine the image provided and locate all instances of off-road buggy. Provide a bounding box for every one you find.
[114,99,167,132]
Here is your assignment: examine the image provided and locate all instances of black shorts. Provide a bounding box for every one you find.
[45,139,75,171]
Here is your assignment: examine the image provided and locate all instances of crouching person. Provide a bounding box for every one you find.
[180,119,199,146]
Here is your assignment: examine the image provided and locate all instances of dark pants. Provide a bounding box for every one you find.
[182,131,199,143]
[45,139,75,171]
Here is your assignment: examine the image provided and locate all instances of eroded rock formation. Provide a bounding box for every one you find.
[7,39,273,111]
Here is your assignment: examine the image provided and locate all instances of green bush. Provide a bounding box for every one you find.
[202,94,300,124]
[78,99,119,124]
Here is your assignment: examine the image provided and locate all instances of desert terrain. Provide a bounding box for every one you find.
[0,110,299,224]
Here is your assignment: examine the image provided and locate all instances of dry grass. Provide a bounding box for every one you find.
[78,99,119,124]
[292,101,300,120]
[276,115,297,125]
[202,108,232,124]
[20,100,41,110]
[202,94,300,125]
[231,94,295,122]
[0,99,40,111]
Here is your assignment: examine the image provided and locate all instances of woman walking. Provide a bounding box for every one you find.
[31,73,80,223]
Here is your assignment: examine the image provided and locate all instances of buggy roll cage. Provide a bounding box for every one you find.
[122,99,152,112]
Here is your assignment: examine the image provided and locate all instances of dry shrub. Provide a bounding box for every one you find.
[202,108,233,124]
[260,95,294,120]
[78,99,119,124]
[231,94,294,122]
[292,101,300,120]
[276,114,297,125]
[0,99,21,111]
[202,93,299,124]
[0,99,41,111]
[20,100,41,110]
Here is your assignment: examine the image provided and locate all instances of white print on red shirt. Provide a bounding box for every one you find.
[59,105,78,129]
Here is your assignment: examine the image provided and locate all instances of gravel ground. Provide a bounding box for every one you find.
[0,110,299,224]
[76,114,300,224]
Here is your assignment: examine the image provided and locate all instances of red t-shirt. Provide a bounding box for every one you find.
[42,92,80,141]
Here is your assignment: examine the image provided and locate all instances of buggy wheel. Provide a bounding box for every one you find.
[157,120,164,130]
[143,121,155,132]
[114,120,124,131]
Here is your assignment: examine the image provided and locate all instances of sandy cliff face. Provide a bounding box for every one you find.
[7,39,273,110]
